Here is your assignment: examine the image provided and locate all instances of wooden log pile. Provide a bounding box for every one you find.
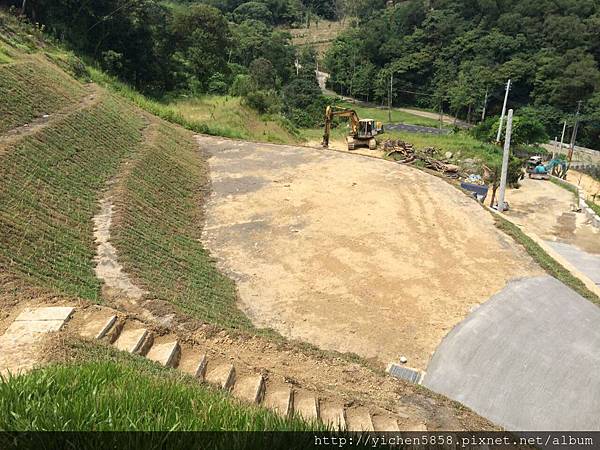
[382,140,460,177]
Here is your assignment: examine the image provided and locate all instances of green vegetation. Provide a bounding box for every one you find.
[0,60,143,300]
[493,215,599,305]
[587,200,600,217]
[14,0,333,129]
[170,96,300,143]
[0,347,317,432]
[0,58,85,133]
[325,0,600,149]
[111,122,251,328]
[335,100,443,128]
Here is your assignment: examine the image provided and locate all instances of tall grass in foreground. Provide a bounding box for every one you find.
[0,359,318,432]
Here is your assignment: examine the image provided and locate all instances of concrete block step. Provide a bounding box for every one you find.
[178,351,208,380]
[293,391,319,422]
[78,310,118,340]
[371,413,400,431]
[146,340,180,368]
[232,374,265,404]
[262,383,293,417]
[114,327,152,354]
[319,401,346,430]
[15,306,74,322]
[205,362,236,390]
[345,407,374,432]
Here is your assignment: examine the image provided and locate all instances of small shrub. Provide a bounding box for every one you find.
[243,89,280,114]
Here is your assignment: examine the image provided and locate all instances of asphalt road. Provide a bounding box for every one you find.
[423,275,600,431]
[385,122,450,135]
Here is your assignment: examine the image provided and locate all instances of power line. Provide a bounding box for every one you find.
[87,0,138,32]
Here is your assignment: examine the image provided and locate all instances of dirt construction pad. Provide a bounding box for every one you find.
[197,136,542,369]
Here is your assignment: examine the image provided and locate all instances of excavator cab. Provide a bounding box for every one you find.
[357,119,383,139]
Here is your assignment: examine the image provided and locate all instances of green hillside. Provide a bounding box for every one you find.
[0,24,246,328]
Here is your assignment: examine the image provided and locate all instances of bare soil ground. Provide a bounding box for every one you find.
[504,177,600,255]
[568,169,600,204]
[198,136,542,370]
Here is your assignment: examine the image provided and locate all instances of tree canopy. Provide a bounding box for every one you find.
[324,0,600,148]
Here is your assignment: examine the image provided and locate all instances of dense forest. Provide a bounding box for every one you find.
[6,0,600,147]
[324,0,600,148]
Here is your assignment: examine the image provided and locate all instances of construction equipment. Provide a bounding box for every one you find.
[526,156,569,180]
[322,105,383,151]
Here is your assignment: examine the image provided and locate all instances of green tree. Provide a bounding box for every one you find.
[170,4,231,92]
[233,2,273,23]
[249,57,277,89]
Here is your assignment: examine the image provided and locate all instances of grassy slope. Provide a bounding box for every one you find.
[0,21,247,327]
[0,343,317,432]
[111,122,250,328]
[0,61,143,300]
[169,96,300,144]
[0,57,85,133]
[90,68,300,144]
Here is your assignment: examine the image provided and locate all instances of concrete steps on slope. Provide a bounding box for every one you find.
[57,305,425,432]
[320,401,347,430]
[232,374,265,404]
[113,325,152,355]
[345,407,374,432]
[293,390,320,422]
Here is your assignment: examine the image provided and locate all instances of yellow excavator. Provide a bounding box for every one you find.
[321,105,384,150]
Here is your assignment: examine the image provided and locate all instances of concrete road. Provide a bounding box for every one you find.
[423,276,600,431]
[547,241,600,286]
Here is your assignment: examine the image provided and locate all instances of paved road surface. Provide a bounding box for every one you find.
[386,123,450,135]
[423,276,600,431]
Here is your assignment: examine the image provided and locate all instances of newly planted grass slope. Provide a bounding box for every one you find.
[111,122,250,328]
[0,58,85,133]
[0,92,144,300]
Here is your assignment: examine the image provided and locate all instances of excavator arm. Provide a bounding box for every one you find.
[322,106,360,148]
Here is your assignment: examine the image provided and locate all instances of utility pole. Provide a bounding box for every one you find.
[388,73,393,123]
[568,100,582,163]
[496,79,511,143]
[481,88,488,122]
[559,120,567,152]
[497,109,514,213]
